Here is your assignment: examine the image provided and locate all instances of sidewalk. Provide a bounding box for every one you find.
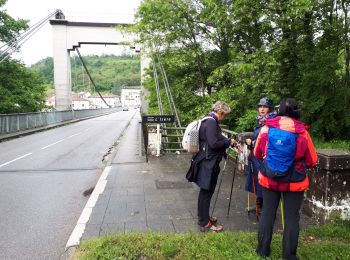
[80,113,314,242]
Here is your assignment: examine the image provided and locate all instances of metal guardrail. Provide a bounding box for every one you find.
[0,107,122,135]
[161,126,238,153]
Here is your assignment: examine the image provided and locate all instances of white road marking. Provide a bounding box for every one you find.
[0,153,32,168]
[41,139,65,150]
[41,132,82,150]
[67,132,81,139]
[65,166,111,249]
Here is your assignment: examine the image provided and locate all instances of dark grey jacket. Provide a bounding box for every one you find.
[193,113,230,190]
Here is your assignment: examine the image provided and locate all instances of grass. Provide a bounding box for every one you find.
[313,138,350,152]
[73,221,350,260]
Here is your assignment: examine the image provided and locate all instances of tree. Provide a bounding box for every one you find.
[0,0,28,56]
[0,0,46,114]
[135,0,350,140]
[30,55,141,93]
[0,60,46,113]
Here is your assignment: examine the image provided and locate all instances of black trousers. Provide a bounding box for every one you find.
[197,168,219,227]
[256,187,304,260]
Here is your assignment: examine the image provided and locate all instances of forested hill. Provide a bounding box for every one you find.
[30,54,141,95]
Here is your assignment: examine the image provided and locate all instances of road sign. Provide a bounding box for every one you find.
[142,115,174,123]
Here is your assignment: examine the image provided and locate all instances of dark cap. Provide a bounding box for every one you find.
[257,97,273,108]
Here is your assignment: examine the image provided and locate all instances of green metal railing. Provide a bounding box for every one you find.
[162,126,238,153]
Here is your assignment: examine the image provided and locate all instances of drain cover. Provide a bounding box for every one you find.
[155,180,193,189]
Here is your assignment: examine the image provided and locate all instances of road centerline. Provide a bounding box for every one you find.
[0,153,33,168]
[67,132,82,139]
[41,139,66,150]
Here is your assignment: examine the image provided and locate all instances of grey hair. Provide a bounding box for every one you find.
[212,101,231,114]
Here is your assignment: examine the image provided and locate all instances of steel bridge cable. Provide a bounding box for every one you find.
[157,56,174,116]
[0,19,48,62]
[0,10,60,62]
[151,55,164,115]
[156,53,182,128]
[156,53,179,147]
[0,10,57,51]
[1,21,47,59]
[152,55,169,144]
[156,54,182,149]
[0,20,48,62]
[75,47,111,108]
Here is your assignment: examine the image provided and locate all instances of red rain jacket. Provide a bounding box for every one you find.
[254,116,318,192]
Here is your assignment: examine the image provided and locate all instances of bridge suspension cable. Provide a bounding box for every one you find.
[152,55,164,115]
[75,47,111,108]
[0,9,64,63]
[156,53,181,128]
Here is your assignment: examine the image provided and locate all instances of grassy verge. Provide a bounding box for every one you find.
[74,221,350,259]
[313,138,350,152]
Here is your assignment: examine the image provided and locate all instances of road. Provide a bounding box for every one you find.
[0,109,136,260]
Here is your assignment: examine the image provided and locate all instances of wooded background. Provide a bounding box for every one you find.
[133,0,350,141]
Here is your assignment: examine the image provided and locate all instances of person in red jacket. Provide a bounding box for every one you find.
[254,98,318,260]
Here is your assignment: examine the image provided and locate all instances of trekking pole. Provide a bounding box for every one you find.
[252,176,260,222]
[211,157,227,217]
[246,159,254,216]
[281,194,285,230]
[247,192,250,216]
[227,153,239,217]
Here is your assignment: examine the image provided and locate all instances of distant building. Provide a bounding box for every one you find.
[89,94,120,109]
[121,86,141,108]
[72,93,89,110]
[45,92,120,110]
[45,94,55,108]
[79,92,92,99]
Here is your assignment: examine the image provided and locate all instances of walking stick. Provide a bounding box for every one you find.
[252,175,260,222]
[281,194,285,230]
[247,192,250,216]
[211,157,227,217]
[227,153,239,217]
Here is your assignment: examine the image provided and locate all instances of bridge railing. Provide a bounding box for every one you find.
[161,126,239,154]
[0,107,122,135]
[161,125,252,172]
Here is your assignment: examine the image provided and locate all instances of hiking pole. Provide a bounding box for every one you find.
[246,159,255,216]
[211,157,227,217]
[247,192,250,216]
[281,194,285,230]
[227,153,239,217]
[252,176,260,222]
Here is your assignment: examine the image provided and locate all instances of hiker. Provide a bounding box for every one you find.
[245,97,276,217]
[194,101,239,232]
[254,98,318,259]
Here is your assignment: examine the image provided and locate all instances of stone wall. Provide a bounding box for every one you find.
[304,149,350,223]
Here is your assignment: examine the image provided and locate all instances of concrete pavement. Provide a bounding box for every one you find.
[70,112,314,246]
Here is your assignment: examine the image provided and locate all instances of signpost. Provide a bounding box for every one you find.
[142,115,174,157]
[142,115,175,124]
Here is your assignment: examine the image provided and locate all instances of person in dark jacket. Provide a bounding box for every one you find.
[194,101,240,232]
[245,97,276,217]
[254,98,318,259]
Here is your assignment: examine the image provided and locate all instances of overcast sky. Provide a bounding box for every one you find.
[4,0,141,65]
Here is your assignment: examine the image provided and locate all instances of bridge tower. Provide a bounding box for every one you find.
[50,15,148,111]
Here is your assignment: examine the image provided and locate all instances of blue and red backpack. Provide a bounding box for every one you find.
[263,127,306,182]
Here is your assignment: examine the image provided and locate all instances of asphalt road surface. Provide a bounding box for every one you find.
[0,109,136,259]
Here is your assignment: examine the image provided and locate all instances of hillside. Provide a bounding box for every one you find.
[30,54,141,95]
